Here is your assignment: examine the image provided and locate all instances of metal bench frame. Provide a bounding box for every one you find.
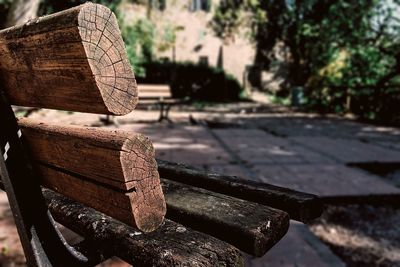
[0,90,101,267]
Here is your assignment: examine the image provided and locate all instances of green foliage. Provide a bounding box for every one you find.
[211,1,242,40]
[157,24,183,52]
[39,0,123,15]
[121,18,155,76]
[37,0,154,76]
[212,0,400,124]
[138,61,243,102]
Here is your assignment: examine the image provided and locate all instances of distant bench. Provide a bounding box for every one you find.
[138,84,189,122]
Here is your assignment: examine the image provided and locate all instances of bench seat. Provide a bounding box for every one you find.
[138,84,189,122]
[0,160,322,266]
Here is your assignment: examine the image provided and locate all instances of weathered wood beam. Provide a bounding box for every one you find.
[0,3,137,115]
[162,179,289,256]
[0,182,243,267]
[43,168,289,256]
[45,188,244,267]
[15,158,288,256]
[18,118,156,190]
[13,119,290,255]
[157,160,323,223]
[19,118,166,233]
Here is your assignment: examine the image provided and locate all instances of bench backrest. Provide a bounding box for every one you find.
[0,2,166,233]
[0,2,138,115]
[139,84,172,99]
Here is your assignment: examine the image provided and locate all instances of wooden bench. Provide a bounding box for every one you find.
[0,3,322,266]
[138,84,189,122]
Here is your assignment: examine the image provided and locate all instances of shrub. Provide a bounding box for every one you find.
[137,61,243,102]
[121,18,155,77]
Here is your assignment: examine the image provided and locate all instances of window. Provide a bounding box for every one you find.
[189,0,210,12]
[149,0,166,11]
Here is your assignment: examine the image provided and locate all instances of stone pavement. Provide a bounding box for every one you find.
[6,103,400,266]
[115,106,400,267]
[118,121,400,197]
[245,222,345,267]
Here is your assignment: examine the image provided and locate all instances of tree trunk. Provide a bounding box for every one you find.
[5,0,40,28]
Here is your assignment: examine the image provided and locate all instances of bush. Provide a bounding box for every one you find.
[305,85,400,125]
[137,61,243,102]
[121,18,155,77]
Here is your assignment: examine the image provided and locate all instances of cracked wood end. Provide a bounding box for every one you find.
[18,118,166,232]
[0,3,137,115]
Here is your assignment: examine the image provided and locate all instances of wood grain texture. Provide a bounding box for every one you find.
[0,179,243,266]
[14,119,289,255]
[162,179,290,256]
[43,188,244,267]
[12,159,287,256]
[157,160,323,223]
[0,3,137,115]
[0,180,243,266]
[19,118,157,190]
[38,165,165,233]
[19,118,166,232]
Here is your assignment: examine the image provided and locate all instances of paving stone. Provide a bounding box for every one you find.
[291,137,400,163]
[120,124,233,165]
[245,222,345,267]
[370,140,400,152]
[213,128,270,138]
[195,164,250,178]
[118,116,399,267]
[253,164,400,196]
[213,129,335,165]
[257,116,400,140]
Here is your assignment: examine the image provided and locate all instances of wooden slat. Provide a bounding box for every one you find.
[0,3,138,115]
[0,178,243,266]
[10,119,289,255]
[0,180,243,266]
[138,84,172,99]
[19,118,154,190]
[157,160,323,223]
[17,120,300,252]
[19,118,166,233]
[162,179,289,256]
[5,151,287,256]
[6,158,287,256]
[139,92,172,98]
[138,84,170,90]
[43,188,245,267]
[47,167,289,256]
